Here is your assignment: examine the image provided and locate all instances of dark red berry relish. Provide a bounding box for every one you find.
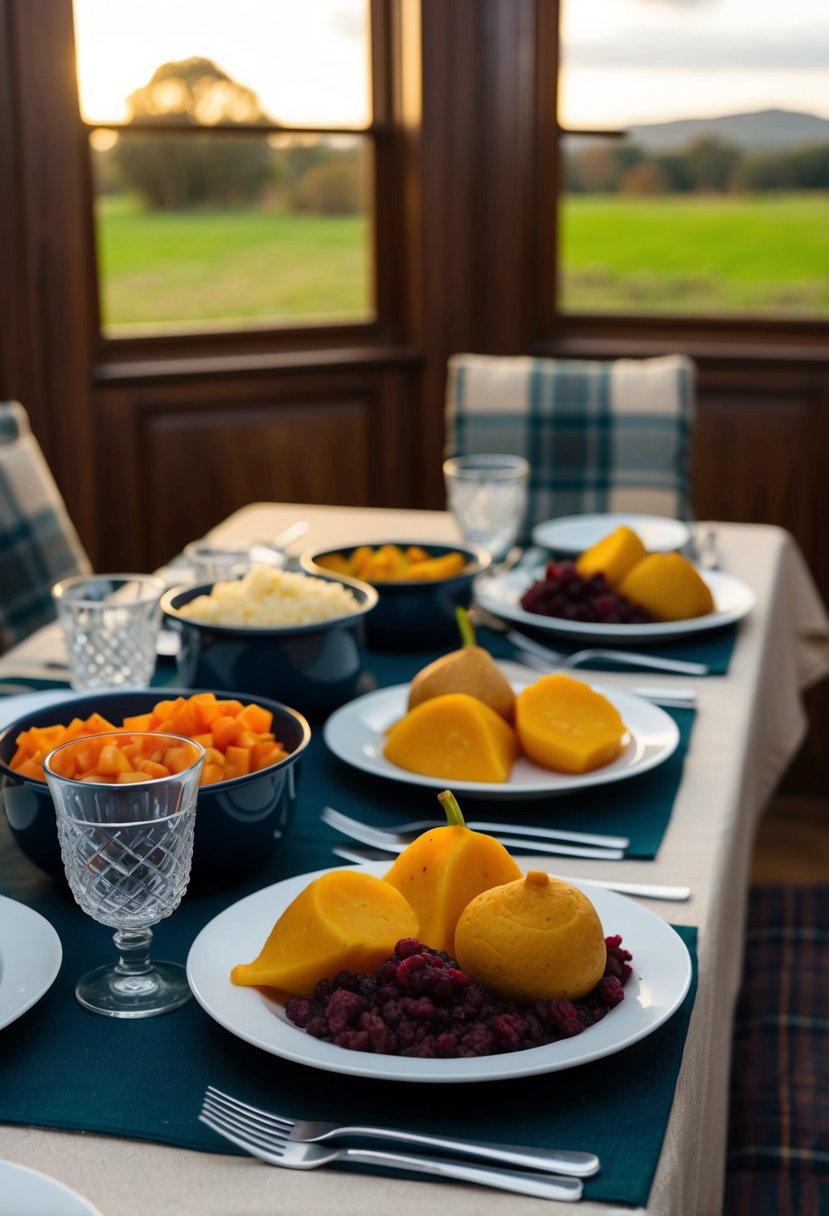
[284,935,632,1058]
[520,561,653,625]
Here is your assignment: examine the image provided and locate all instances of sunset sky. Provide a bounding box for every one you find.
[73,0,829,130]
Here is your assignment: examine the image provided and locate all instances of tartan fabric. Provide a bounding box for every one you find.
[0,401,91,651]
[725,885,829,1215]
[445,353,695,538]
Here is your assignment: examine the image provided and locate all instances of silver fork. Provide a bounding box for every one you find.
[198,1091,585,1200]
[332,842,692,901]
[202,1087,599,1178]
[507,630,709,676]
[322,803,629,851]
[321,805,626,860]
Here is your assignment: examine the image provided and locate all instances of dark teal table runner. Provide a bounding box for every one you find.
[0,641,699,1206]
[0,863,697,1209]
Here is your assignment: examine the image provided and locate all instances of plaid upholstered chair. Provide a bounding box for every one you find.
[0,401,91,652]
[445,353,696,540]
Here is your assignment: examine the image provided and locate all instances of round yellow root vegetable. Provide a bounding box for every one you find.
[454,870,607,1001]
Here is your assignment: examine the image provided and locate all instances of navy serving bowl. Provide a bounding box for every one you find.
[160,573,378,720]
[299,540,491,650]
[0,688,311,893]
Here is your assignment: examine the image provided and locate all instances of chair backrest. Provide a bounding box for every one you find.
[0,401,92,651]
[445,353,696,539]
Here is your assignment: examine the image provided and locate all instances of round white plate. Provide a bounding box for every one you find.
[532,513,691,556]
[186,863,692,1084]
[323,674,679,799]
[0,1161,101,1216]
[0,896,62,1032]
[475,567,755,644]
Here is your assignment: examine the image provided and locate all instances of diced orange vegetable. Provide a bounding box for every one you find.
[135,759,170,780]
[202,762,226,785]
[252,745,288,771]
[8,692,293,787]
[84,712,117,733]
[116,771,152,784]
[211,715,244,749]
[162,745,198,774]
[225,745,251,778]
[238,703,272,734]
[122,712,153,731]
[16,758,43,780]
[97,744,134,776]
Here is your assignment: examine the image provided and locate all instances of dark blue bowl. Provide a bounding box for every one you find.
[299,540,491,650]
[160,573,378,720]
[0,688,311,893]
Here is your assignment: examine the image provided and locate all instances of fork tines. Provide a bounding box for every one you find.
[200,1087,292,1155]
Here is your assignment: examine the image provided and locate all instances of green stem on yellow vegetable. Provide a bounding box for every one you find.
[438,789,466,827]
[455,606,476,649]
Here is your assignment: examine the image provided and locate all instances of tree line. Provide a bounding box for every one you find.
[565,135,829,195]
[96,56,366,214]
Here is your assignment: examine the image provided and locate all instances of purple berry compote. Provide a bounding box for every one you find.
[284,935,633,1058]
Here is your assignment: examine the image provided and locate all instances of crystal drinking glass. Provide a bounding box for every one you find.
[44,732,205,1018]
[52,573,166,690]
[443,453,530,561]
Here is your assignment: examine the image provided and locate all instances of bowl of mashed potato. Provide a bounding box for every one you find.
[161,566,378,719]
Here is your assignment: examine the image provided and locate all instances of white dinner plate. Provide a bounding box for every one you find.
[0,1161,101,1216]
[475,567,755,644]
[186,863,692,1084]
[0,896,63,1032]
[323,673,679,799]
[532,513,691,556]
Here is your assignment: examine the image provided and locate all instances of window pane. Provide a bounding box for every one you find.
[74,0,370,127]
[558,0,829,318]
[91,132,373,335]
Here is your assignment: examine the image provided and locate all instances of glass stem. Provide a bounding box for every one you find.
[113,927,153,976]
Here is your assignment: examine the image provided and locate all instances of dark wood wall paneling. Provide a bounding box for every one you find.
[93,360,421,570]
[1,0,827,787]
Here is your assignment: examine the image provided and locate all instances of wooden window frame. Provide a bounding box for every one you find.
[72,1,410,369]
[532,0,829,359]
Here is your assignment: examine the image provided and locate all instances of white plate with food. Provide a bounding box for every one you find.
[186,863,693,1084]
[0,1161,101,1216]
[532,513,691,557]
[0,896,62,1032]
[323,675,679,799]
[475,567,755,644]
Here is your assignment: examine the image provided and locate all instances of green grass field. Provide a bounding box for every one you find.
[95,195,372,332]
[560,192,829,315]
[95,191,829,331]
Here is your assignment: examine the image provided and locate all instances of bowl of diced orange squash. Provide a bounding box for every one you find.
[299,540,491,650]
[0,688,311,892]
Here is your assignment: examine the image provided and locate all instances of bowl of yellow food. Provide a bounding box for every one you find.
[299,540,490,650]
[161,566,378,719]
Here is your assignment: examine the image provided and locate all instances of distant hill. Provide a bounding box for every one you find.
[626,109,829,154]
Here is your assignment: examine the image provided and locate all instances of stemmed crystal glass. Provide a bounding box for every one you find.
[44,731,204,1019]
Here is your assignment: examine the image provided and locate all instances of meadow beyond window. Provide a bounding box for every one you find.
[73,0,374,336]
[558,0,829,319]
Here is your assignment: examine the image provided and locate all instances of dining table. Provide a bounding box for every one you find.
[1,501,829,1216]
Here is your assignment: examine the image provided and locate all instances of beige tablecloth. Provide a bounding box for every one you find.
[2,507,828,1216]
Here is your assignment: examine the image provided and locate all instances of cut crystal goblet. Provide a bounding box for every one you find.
[44,731,204,1018]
